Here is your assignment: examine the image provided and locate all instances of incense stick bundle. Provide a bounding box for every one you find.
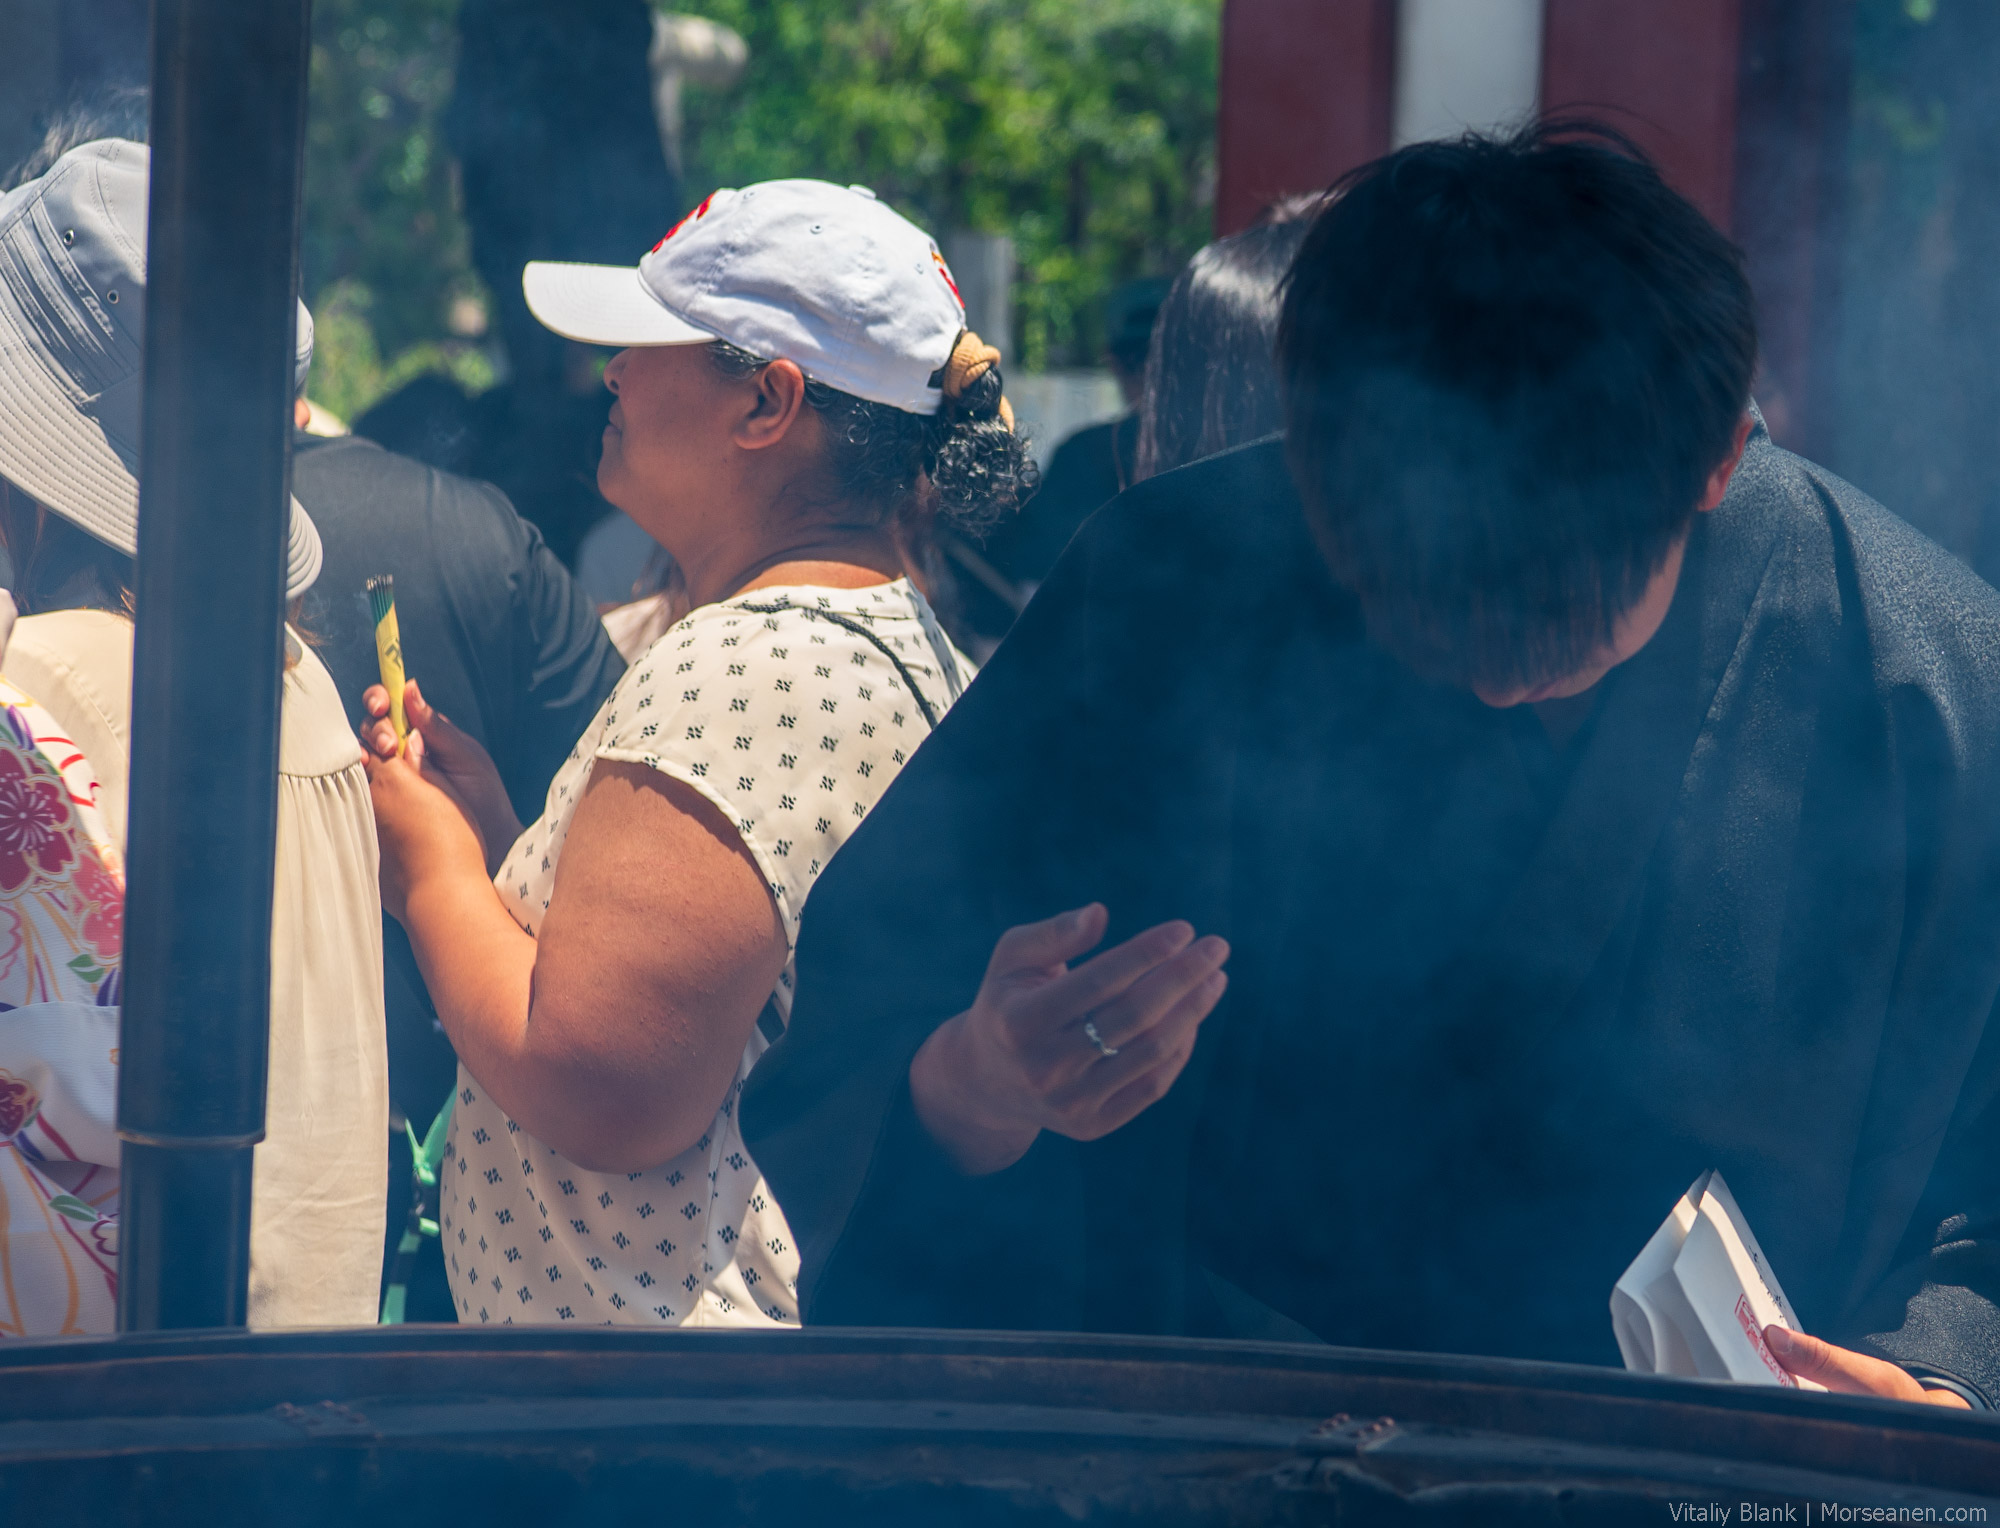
[366,574,408,752]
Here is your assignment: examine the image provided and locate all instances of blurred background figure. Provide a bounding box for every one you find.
[647,11,747,185]
[435,0,682,568]
[1133,195,1321,482]
[973,280,1168,633]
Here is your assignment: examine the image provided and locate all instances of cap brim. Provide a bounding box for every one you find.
[0,279,323,600]
[523,262,716,348]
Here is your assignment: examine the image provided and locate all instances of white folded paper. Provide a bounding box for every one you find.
[1611,1169,1824,1390]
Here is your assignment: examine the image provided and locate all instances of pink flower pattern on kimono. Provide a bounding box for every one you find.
[0,751,74,893]
[0,1068,39,1139]
[0,677,123,1335]
[73,857,123,959]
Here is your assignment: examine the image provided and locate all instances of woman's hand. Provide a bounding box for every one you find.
[1764,1327,1972,1408]
[363,727,490,924]
[908,903,1230,1175]
[361,679,522,872]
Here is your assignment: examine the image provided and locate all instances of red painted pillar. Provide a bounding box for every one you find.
[1212,0,1847,451]
[1540,0,1745,231]
[1730,0,1854,458]
[1214,0,1396,236]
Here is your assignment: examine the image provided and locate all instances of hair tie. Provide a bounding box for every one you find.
[937,329,1016,432]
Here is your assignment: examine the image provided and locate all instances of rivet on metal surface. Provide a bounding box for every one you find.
[1302,1413,1399,1455]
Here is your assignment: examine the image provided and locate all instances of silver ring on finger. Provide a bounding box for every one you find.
[1082,1018,1119,1058]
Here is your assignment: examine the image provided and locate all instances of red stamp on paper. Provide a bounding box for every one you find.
[1737,1294,1796,1387]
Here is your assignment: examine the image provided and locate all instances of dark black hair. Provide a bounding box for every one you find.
[3,86,151,191]
[708,341,1036,544]
[1135,196,1320,481]
[1277,122,1757,695]
[0,478,134,615]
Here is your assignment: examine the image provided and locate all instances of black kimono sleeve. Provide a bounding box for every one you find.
[741,440,1316,1329]
[1853,1000,2000,1406]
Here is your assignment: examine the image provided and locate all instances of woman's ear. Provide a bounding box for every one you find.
[735,357,809,451]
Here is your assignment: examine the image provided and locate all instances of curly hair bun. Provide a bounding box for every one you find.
[937,330,1016,431]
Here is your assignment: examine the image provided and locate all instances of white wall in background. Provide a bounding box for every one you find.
[1392,0,1544,148]
[941,231,1015,356]
[1008,370,1127,460]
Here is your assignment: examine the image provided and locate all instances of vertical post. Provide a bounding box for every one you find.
[1731,0,1855,459]
[1214,0,1395,236]
[1540,0,1746,231]
[117,0,313,1332]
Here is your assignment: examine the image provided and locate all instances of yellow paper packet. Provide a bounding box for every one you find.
[366,574,408,753]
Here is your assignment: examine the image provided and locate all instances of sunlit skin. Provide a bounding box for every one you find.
[1764,1325,1969,1408]
[361,343,916,1172]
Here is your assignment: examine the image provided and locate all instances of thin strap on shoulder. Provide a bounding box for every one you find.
[737,598,943,729]
[915,607,966,705]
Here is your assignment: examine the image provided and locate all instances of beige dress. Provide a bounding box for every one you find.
[4,609,388,1327]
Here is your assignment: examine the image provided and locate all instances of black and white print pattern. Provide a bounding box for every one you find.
[441,579,970,1326]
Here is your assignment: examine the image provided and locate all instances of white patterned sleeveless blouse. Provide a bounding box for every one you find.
[441,579,970,1325]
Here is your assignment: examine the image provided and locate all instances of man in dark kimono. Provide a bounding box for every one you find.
[740,127,2000,1407]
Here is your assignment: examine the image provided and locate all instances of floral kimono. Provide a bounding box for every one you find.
[0,674,124,1336]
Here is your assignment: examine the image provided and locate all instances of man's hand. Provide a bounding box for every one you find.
[361,678,522,872]
[1764,1326,1971,1408]
[908,904,1229,1175]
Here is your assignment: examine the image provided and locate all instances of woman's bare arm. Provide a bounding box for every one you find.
[375,748,786,1172]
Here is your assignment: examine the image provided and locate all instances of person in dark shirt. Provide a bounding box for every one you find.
[966,281,1166,641]
[743,126,2000,1408]
[1132,199,1317,481]
[444,0,681,568]
[292,427,623,1315]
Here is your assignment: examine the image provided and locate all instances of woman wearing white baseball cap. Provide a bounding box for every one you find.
[0,137,388,1332]
[362,179,1031,1326]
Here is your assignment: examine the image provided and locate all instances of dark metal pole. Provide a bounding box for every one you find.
[118,0,314,1332]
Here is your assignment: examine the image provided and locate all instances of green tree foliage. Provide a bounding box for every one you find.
[678,0,1220,370]
[302,0,492,423]
[299,0,1219,412]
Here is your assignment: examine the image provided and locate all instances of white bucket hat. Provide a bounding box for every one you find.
[0,139,323,599]
[522,179,979,417]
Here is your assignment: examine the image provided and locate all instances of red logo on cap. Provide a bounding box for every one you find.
[930,248,963,306]
[652,192,717,253]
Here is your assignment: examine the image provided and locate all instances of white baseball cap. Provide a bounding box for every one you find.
[0,139,323,598]
[522,179,972,416]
